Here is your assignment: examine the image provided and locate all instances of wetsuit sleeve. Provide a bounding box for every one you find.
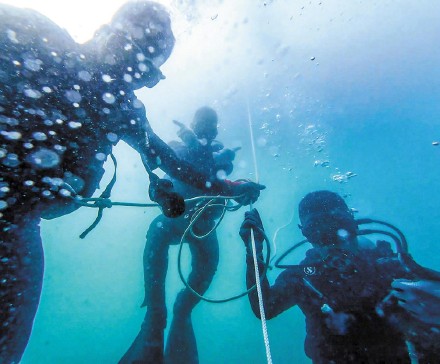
[119,108,234,195]
[246,255,301,319]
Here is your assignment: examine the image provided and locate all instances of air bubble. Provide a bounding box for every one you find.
[216,170,227,180]
[27,148,60,169]
[102,93,116,104]
[2,154,19,167]
[68,121,82,129]
[32,132,47,141]
[59,189,71,197]
[133,99,143,109]
[95,153,106,161]
[78,70,92,82]
[138,63,149,72]
[2,131,22,140]
[41,190,52,197]
[337,229,349,239]
[24,89,42,99]
[65,90,82,103]
[24,58,42,72]
[102,74,112,83]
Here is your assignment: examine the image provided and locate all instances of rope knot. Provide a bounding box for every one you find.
[97,198,113,209]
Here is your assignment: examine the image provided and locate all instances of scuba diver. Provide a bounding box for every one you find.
[0,3,263,363]
[240,190,439,363]
[120,107,240,364]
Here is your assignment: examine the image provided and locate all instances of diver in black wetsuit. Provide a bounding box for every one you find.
[240,191,423,363]
[0,3,263,363]
[120,107,240,364]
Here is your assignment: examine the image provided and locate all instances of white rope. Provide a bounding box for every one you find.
[250,229,273,364]
[247,100,259,183]
[247,99,273,364]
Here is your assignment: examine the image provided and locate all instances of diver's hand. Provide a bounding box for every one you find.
[172,119,185,129]
[232,181,265,205]
[173,119,190,137]
[239,209,265,254]
[149,177,185,218]
[173,120,197,145]
[390,279,440,326]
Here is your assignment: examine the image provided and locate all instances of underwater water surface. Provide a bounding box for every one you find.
[1,0,438,363]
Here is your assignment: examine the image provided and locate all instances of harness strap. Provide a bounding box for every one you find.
[80,153,117,239]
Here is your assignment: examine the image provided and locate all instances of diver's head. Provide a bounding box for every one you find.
[191,107,218,142]
[298,190,357,247]
[91,1,175,89]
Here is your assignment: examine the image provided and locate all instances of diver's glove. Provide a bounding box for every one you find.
[389,279,440,326]
[230,181,266,206]
[239,209,265,255]
[148,177,185,218]
[173,119,198,146]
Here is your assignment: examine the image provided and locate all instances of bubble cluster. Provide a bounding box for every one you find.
[332,171,357,183]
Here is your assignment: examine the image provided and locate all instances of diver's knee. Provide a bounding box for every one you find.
[146,216,168,240]
[172,290,198,317]
[142,307,167,330]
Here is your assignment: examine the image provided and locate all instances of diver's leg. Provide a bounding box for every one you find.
[0,213,44,363]
[165,232,219,364]
[119,215,174,364]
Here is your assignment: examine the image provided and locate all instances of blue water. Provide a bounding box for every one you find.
[16,0,440,363]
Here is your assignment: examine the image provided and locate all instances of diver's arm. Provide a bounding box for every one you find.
[172,119,200,150]
[122,112,264,203]
[246,257,299,319]
[145,130,234,193]
[241,209,299,319]
[121,113,235,194]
